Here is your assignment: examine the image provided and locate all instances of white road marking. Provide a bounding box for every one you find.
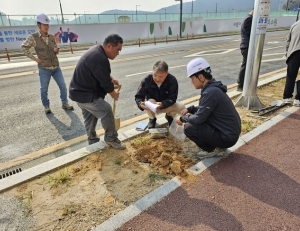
[263,52,285,56]
[264,46,284,50]
[184,48,238,57]
[125,65,186,77]
[262,57,285,62]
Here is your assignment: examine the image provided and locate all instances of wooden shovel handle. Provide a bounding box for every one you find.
[113,84,122,116]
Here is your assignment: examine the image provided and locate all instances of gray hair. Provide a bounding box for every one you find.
[103,34,123,46]
[152,61,168,73]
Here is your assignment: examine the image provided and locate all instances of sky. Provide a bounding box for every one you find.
[0,0,186,15]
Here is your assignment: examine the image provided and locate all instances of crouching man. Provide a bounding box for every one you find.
[176,57,241,160]
[135,61,185,129]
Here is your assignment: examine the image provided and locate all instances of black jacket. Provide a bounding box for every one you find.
[180,79,241,142]
[240,14,253,49]
[69,45,114,103]
[135,73,178,110]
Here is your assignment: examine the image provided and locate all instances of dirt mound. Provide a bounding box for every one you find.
[129,136,195,177]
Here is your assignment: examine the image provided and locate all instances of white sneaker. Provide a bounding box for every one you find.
[293,99,300,107]
[283,98,292,104]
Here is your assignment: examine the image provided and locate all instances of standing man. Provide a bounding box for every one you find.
[69,34,126,149]
[21,13,73,114]
[176,57,241,160]
[283,19,300,106]
[237,10,253,92]
[135,61,185,129]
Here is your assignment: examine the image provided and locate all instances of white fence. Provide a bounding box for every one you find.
[0,16,295,51]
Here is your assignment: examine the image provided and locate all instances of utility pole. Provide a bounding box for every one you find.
[136,5,140,22]
[235,0,271,109]
[286,0,290,10]
[175,0,183,38]
[191,0,194,16]
[0,12,3,26]
[59,0,65,24]
[163,9,167,21]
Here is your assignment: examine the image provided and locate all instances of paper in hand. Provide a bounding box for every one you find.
[145,101,160,113]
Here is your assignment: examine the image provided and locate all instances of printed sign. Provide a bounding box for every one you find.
[256,0,271,35]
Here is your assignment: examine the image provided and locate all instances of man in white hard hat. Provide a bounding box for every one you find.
[176,57,241,160]
[21,13,73,114]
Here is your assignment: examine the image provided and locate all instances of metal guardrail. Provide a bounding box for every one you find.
[0,11,299,27]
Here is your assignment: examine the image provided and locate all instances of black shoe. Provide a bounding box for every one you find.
[165,114,173,126]
[148,118,157,129]
[88,137,100,145]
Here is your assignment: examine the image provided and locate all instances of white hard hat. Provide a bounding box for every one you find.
[186,57,210,78]
[37,13,50,24]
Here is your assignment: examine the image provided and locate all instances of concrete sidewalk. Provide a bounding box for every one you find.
[103,107,300,231]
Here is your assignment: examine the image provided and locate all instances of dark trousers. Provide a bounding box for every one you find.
[283,50,300,100]
[237,48,249,88]
[184,122,237,152]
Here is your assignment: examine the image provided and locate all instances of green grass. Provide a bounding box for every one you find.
[112,158,121,165]
[46,169,72,189]
[20,190,33,217]
[241,120,254,133]
[147,172,166,184]
[134,136,151,146]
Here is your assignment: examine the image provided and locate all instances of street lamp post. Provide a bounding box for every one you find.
[175,0,183,38]
[0,12,3,26]
[58,0,65,24]
[84,11,89,24]
[136,5,140,22]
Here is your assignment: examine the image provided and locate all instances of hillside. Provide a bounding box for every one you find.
[101,0,283,15]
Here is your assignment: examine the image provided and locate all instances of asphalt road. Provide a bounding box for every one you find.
[0,30,288,162]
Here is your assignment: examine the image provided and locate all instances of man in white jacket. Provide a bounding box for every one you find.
[283,20,300,106]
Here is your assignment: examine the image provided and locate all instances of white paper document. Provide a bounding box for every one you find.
[145,101,160,113]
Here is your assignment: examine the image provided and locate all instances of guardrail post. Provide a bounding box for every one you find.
[187,33,189,40]
[70,42,73,54]
[138,38,141,47]
[154,36,156,45]
[5,48,10,62]
[192,33,194,39]
[166,35,168,43]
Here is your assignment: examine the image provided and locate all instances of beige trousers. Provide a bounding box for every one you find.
[146,99,186,119]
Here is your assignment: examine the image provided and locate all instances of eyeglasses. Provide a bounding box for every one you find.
[111,44,122,53]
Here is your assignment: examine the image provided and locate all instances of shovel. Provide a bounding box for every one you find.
[251,100,286,116]
[113,84,122,131]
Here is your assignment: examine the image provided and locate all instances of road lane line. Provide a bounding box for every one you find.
[263,52,285,56]
[264,46,284,50]
[125,65,186,77]
[262,58,285,62]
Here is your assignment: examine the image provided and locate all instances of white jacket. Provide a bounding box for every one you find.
[286,20,300,61]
